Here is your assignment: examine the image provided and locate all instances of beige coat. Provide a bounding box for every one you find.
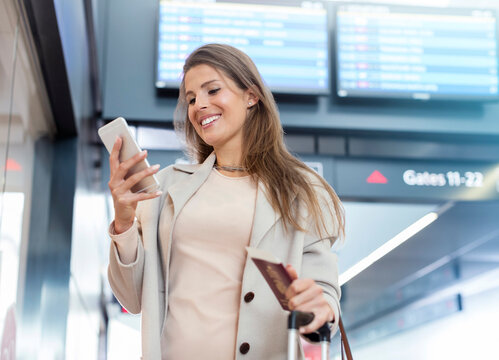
[108,153,341,359]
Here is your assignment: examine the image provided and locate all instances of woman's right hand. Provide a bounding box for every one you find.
[108,137,162,234]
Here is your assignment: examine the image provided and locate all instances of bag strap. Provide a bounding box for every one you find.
[339,318,353,360]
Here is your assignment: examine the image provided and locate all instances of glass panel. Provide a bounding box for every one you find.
[0,2,50,356]
[0,2,19,356]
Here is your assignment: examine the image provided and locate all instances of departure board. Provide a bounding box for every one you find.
[336,5,499,101]
[156,0,329,94]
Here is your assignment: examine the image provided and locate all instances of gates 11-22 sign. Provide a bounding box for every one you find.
[336,160,499,201]
[402,170,484,188]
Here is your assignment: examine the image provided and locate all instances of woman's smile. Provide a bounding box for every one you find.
[199,114,221,128]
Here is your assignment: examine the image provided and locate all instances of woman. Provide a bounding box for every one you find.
[107,43,344,360]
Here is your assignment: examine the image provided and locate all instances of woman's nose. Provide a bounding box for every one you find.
[194,95,209,110]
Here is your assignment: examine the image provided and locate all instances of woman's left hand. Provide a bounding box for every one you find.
[284,264,335,334]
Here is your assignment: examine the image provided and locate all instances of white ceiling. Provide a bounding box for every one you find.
[338,201,439,273]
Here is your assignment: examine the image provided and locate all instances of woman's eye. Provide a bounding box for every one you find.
[208,88,220,95]
[188,98,195,105]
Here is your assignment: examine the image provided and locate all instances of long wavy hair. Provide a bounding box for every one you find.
[174,43,344,240]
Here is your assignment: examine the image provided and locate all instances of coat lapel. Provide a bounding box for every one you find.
[249,181,282,248]
[167,153,216,218]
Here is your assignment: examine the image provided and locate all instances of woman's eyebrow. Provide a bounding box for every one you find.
[185,79,219,97]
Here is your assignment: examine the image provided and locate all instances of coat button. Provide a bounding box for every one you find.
[239,342,250,354]
[244,292,255,303]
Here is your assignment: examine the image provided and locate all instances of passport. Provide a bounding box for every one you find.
[246,247,293,310]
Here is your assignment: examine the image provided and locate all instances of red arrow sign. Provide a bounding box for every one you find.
[6,158,21,171]
[367,170,388,184]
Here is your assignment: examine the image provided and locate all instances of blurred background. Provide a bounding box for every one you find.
[1,0,499,359]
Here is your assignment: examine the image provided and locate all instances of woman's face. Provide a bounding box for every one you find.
[184,64,255,153]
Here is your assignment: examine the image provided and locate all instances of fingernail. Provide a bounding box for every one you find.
[152,164,160,170]
[155,191,162,196]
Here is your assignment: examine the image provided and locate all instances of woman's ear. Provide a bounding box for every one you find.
[246,88,259,108]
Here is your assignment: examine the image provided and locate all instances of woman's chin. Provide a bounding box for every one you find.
[200,136,219,148]
[199,131,225,147]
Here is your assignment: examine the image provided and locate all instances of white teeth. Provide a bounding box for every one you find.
[201,115,220,126]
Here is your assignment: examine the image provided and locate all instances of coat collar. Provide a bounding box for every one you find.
[167,153,216,219]
[249,182,281,248]
[171,161,202,174]
[167,152,281,249]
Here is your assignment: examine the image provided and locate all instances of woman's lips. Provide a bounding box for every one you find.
[200,114,221,128]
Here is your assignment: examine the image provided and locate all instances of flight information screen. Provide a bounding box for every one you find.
[336,4,499,101]
[156,0,329,94]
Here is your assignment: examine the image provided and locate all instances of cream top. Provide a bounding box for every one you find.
[162,169,257,359]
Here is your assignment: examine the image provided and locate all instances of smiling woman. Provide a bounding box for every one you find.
[106,43,345,360]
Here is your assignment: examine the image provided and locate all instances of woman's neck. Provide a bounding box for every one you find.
[213,147,247,177]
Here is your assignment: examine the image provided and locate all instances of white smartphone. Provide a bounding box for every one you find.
[98,117,160,193]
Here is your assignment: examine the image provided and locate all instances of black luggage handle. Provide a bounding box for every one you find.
[287,311,331,343]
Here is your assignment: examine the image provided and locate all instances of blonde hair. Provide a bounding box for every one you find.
[174,43,344,241]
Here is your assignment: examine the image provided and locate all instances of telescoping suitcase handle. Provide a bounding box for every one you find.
[287,311,330,360]
[287,311,353,360]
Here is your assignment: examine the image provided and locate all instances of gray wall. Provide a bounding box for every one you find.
[54,0,94,131]
[100,0,499,136]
